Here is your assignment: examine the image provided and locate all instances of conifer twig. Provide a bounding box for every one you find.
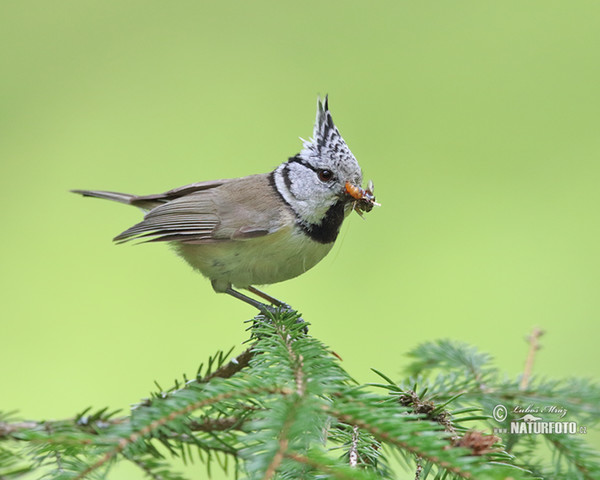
[202,347,255,382]
[1,415,246,441]
[286,452,356,480]
[349,425,359,467]
[0,421,38,438]
[414,456,423,480]
[188,416,245,432]
[519,327,544,390]
[74,386,288,480]
[274,322,305,395]
[326,408,472,479]
[263,318,308,479]
[263,430,289,480]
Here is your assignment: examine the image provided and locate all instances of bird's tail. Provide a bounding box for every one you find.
[71,189,136,205]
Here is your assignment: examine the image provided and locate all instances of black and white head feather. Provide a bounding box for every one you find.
[271,96,363,243]
[299,96,361,182]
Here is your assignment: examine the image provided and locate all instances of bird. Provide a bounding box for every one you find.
[72,97,377,314]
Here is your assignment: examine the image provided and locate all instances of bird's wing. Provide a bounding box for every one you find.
[114,191,220,243]
[128,179,228,208]
[114,174,293,244]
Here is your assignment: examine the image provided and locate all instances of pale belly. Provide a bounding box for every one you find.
[171,225,334,292]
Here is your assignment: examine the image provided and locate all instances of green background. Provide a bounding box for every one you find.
[2,1,599,477]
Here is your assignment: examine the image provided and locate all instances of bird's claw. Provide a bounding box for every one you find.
[245,303,308,336]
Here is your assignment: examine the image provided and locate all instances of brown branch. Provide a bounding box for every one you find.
[202,347,256,382]
[262,398,299,480]
[263,436,289,480]
[519,327,544,390]
[131,347,257,410]
[274,323,305,395]
[188,416,245,432]
[397,390,458,440]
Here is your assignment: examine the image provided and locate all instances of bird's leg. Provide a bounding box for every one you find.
[246,286,289,308]
[226,286,306,332]
[224,287,275,314]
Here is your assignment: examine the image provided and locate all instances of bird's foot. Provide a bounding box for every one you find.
[245,304,308,338]
[224,286,307,335]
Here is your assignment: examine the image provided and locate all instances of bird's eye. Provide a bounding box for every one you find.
[317,169,334,182]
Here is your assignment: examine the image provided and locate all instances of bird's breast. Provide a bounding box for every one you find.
[172,225,335,291]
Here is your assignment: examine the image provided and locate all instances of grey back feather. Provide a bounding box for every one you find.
[113,192,219,243]
[112,174,292,244]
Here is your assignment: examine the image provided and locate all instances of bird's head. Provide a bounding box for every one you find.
[273,97,371,228]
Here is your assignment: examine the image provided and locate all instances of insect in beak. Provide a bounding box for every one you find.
[345,180,380,218]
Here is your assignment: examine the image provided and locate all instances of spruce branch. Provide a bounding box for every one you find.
[259,317,309,479]
[261,400,295,480]
[187,416,245,432]
[0,421,39,438]
[201,347,256,383]
[74,385,289,480]
[326,404,473,479]
[1,312,597,480]
[285,450,382,480]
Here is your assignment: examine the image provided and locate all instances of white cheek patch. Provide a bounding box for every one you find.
[273,164,336,226]
[287,165,318,201]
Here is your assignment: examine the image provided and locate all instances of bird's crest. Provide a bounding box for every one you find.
[300,96,358,168]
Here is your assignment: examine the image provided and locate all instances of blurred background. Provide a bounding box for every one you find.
[1,1,599,478]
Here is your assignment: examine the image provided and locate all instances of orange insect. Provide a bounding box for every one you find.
[345,180,380,217]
